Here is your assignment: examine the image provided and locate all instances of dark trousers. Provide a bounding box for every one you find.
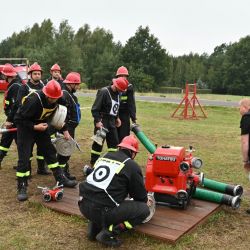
[91,121,119,165]
[57,126,76,166]
[16,124,58,176]
[117,112,131,143]
[0,130,17,159]
[79,199,149,229]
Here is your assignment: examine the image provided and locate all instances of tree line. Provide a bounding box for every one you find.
[0,19,249,95]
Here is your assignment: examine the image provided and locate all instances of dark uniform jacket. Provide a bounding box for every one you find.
[91,86,120,127]
[58,86,81,130]
[4,79,22,123]
[79,150,148,208]
[119,83,136,122]
[44,77,64,87]
[17,80,44,106]
[14,91,58,131]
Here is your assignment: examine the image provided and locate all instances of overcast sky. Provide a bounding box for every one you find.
[0,0,249,56]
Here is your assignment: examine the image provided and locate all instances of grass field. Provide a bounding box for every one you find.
[81,88,247,102]
[0,93,250,250]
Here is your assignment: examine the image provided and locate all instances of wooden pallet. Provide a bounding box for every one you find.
[32,186,221,244]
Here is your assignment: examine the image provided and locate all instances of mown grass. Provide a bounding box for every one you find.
[80,88,247,102]
[0,93,250,249]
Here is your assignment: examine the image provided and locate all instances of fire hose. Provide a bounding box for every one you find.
[51,133,82,156]
[0,128,17,133]
[0,128,81,157]
[131,123,242,209]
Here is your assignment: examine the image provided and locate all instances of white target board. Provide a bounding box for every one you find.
[87,158,124,190]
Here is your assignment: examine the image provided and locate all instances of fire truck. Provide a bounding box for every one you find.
[0,58,29,91]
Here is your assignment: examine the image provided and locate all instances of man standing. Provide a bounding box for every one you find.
[17,63,49,175]
[43,63,64,86]
[14,80,77,201]
[116,66,136,142]
[79,135,150,247]
[90,77,128,166]
[239,98,250,213]
[57,72,81,180]
[0,64,21,168]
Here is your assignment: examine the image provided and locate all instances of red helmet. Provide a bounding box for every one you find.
[64,72,81,84]
[116,66,129,76]
[118,135,139,153]
[28,63,43,74]
[42,80,62,99]
[112,77,128,92]
[50,63,61,72]
[2,63,17,77]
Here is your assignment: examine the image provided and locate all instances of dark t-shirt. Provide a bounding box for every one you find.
[240,112,250,157]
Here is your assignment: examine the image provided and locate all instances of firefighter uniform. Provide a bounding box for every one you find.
[44,76,64,86]
[15,90,57,175]
[79,149,149,247]
[15,83,77,201]
[90,86,120,165]
[57,85,81,179]
[0,79,21,166]
[17,80,48,174]
[117,83,136,142]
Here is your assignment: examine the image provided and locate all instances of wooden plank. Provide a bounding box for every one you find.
[31,186,221,244]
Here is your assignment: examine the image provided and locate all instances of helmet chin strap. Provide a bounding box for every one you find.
[31,78,40,84]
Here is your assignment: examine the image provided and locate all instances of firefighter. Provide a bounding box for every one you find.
[43,64,64,86]
[79,135,150,247]
[17,63,49,175]
[116,66,136,142]
[90,77,128,166]
[57,72,81,180]
[14,80,77,201]
[0,64,21,168]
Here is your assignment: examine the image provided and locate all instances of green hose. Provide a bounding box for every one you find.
[193,188,241,209]
[131,124,156,154]
[203,178,243,197]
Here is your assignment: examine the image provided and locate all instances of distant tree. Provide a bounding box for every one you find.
[206,43,229,93]
[121,26,169,90]
[224,36,250,95]
[79,27,121,88]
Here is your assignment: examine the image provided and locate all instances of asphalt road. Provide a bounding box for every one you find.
[77,92,239,108]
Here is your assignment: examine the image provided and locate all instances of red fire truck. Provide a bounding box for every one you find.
[0,58,29,91]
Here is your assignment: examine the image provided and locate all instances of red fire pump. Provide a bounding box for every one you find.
[146,145,204,209]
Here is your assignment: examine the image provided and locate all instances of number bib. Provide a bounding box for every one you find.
[87,158,125,190]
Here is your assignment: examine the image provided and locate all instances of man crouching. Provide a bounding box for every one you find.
[78,135,150,247]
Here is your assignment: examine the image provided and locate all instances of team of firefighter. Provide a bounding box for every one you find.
[0,63,142,247]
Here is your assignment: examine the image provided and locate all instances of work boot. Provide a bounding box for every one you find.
[87,221,102,241]
[37,160,51,175]
[64,163,76,180]
[52,167,77,188]
[17,177,28,201]
[83,165,94,176]
[96,229,122,248]
[111,223,129,235]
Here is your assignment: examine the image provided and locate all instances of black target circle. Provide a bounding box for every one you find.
[112,103,119,114]
[93,165,110,182]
